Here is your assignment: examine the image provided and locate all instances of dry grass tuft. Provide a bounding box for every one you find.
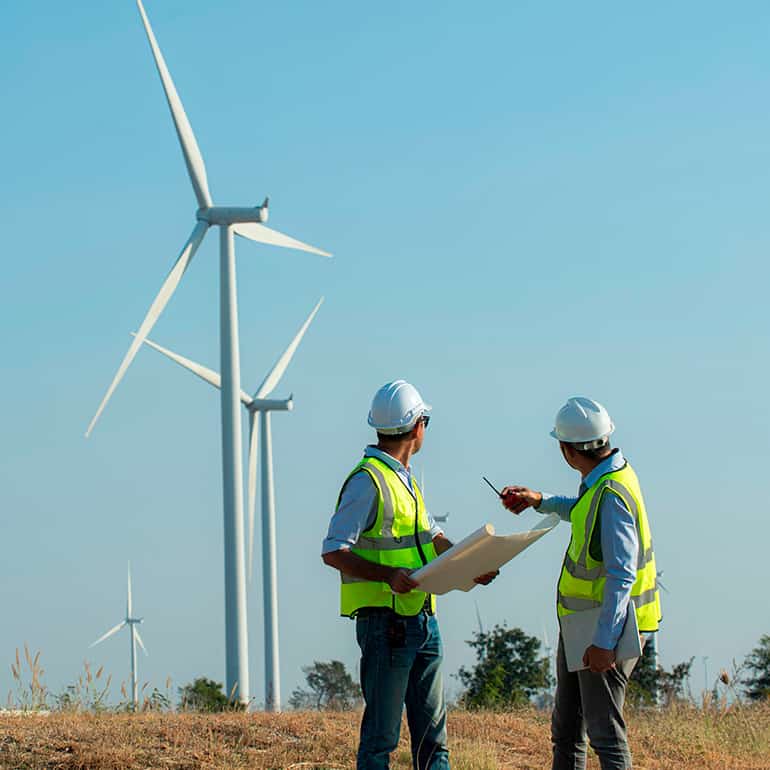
[0,705,768,769]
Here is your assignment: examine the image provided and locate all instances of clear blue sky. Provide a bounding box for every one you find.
[1,0,768,705]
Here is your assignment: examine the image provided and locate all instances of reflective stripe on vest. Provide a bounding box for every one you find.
[357,460,398,538]
[557,462,661,634]
[557,585,660,613]
[355,530,435,551]
[338,456,437,617]
[561,479,655,581]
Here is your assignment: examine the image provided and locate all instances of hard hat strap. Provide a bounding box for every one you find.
[571,436,610,451]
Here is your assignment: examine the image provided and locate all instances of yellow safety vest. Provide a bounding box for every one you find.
[557,461,661,633]
[338,456,437,617]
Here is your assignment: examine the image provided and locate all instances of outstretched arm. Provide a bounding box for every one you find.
[500,485,575,522]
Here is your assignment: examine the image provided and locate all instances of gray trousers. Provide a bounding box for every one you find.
[551,635,638,770]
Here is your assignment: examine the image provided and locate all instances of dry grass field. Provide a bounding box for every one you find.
[1,705,769,770]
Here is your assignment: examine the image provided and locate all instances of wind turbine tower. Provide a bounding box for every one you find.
[90,564,148,711]
[85,1,330,705]
[649,569,670,704]
[139,298,323,711]
[542,623,555,694]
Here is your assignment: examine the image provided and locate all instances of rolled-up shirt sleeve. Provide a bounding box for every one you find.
[321,471,378,555]
[426,512,444,539]
[593,492,639,649]
[536,493,577,522]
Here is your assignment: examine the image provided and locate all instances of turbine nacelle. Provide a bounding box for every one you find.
[197,201,269,225]
[248,395,293,413]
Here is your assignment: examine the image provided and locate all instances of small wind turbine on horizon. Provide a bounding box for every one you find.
[648,568,670,704]
[137,297,323,712]
[542,622,555,695]
[419,469,449,523]
[474,600,485,636]
[90,564,147,711]
[84,0,330,705]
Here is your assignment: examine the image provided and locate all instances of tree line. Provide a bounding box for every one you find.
[276,628,770,713]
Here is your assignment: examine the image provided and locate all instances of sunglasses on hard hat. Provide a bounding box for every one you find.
[420,415,430,429]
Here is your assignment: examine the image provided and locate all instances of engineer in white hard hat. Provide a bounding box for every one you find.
[500,397,661,770]
[322,380,497,770]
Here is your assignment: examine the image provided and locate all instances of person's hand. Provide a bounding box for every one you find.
[473,570,499,586]
[388,568,418,594]
[500,486,543,514]
[582,645,616,673]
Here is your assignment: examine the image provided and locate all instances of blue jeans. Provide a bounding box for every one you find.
[355,610,450,770]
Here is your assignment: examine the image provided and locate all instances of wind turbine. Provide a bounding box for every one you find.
[85,1,330,705]
[474,601,485,636]
[647,568,670,705]
[90,564,147,711]
[542,622,555,694]
[137,297,323,712]
[419,469,449,523]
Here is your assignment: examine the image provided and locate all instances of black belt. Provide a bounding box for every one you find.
[357,597,434,618]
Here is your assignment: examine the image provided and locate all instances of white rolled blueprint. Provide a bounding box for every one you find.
[411,514,560,595]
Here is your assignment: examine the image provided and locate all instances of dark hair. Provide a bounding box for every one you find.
[376,424,419,444]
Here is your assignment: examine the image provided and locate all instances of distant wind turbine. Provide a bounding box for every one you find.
[419,468,449,522]
[542,622,555,694]
[90,564,147,711]
[138,298,323,712]
[474,600,485,636]
[85,0,330,705]
[648,568,670,704]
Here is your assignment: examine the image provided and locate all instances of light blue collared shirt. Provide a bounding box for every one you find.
[322,446,444,555]
[537,449,639,650]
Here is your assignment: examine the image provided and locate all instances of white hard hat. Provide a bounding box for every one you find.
[367,380,431,435]
[550,396,615,449]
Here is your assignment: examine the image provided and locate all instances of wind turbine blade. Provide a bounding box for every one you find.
[255,297,324,399]
[135,629,149,656]
[90,621,126,647]
[233,222,331,258]
[127,563,133,617]
[138,335,254,406]
[141,337,220,388]
[136,0,213,208]
[85,221,208,437]
[247,411,259,582]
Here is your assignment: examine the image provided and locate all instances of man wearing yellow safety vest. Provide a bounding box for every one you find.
[501,397,660,770]
[322,380,497,770]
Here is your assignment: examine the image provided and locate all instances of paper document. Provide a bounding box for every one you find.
[560,606,642,672]
[411,514,560,595]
